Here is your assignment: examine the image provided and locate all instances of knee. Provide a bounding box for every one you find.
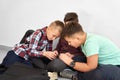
[47,64,62,72]
[47,58,67,72]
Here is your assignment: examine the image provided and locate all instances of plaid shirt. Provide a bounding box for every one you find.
[13,27,53,60]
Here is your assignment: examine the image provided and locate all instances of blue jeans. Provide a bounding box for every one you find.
[1,50,32,67]
[77,64,120,80]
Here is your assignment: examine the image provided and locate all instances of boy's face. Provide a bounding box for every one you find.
[65,34,82,48]
[47,26,61,40]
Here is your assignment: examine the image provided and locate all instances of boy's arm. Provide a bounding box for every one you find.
[27,30,43,57]
[74,54,98,72]
[59,53,98,72]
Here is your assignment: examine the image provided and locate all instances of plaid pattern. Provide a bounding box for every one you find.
[13,27,53,60]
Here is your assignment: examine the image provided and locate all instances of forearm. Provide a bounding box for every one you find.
[59,53,98,72]
[60,57,96,72]
[27,49,43,57]
[73,62,96,72]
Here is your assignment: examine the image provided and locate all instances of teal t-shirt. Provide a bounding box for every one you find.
[81,33,120,65]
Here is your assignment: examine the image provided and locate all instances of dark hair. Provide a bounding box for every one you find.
[20,29,34,44]
[61,22,83,38]
[64,12,79,23]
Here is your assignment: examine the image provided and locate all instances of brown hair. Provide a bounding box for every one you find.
[64,12,79,23]
[61,22,83,38]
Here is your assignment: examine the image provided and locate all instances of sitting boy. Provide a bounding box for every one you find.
[1,20,64,69]
[60,22,120,80]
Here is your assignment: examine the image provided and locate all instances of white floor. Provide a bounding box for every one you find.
[0,45,71,80]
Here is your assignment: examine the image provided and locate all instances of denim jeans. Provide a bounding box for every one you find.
[77,64,120,80]
[1,50,32,67]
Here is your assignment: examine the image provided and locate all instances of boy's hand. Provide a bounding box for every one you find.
[59,53,73,65]
[43,51,58,60]
[53,50,58,55]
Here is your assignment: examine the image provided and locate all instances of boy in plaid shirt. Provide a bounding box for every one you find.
[1,20,64,67]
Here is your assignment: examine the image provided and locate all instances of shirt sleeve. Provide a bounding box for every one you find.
[26,30,43,57]
[83,39,99,57]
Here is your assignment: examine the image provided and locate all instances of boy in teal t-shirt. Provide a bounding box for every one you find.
[59,22,120,80]
[81,33,120,65]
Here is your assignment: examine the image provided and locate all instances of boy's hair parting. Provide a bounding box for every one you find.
[64,12,79,23]
[61,22,83,38]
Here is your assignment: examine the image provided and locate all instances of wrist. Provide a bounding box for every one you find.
[69,60,76,68]
[42,51,46,56]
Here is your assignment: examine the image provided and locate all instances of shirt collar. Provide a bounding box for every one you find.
[41,26,52,41]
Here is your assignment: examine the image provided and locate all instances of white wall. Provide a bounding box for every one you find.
[0,0,120,48]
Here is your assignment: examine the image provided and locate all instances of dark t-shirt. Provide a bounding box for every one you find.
[55,38,84,56]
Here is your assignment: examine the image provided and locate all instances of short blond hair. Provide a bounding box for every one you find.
[49,20,64,33]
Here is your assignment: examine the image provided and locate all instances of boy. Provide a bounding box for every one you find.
[56,12,84,56]
[47,12,85,79]
[1,20,64,68]
[59,22,120,80]
[48,12,84,72]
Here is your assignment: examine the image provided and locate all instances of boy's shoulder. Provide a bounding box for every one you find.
[59,38,68,45]
[35,27,47,33]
